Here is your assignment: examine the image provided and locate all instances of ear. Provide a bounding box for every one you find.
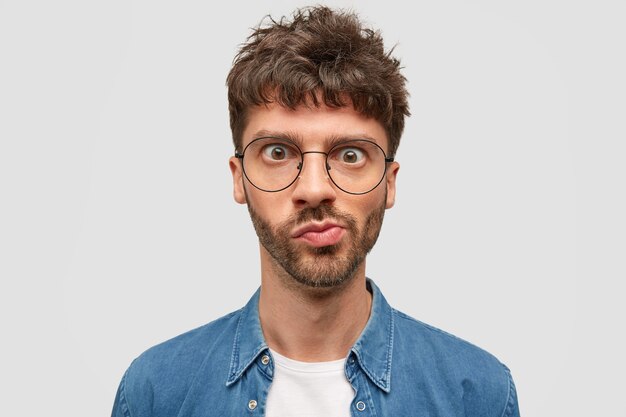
[229,156,247,204]
[385,161,400,209]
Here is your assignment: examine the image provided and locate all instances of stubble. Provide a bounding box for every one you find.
[247,197,386,288]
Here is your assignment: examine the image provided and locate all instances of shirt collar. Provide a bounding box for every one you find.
[350,279,394,392]
[225,279,395,393]
[225,286,267,386]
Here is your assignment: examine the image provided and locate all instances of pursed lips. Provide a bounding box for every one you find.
[291,221,346,247]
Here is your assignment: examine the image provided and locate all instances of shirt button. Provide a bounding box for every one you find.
[248,400,257,410]
[356,401,366,411]
[261,355,270,365]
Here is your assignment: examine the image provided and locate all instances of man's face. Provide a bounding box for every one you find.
[229,102,399,288]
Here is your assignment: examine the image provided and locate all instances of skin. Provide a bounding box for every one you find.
[229,102,399,362]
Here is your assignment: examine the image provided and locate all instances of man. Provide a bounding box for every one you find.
[112,6,520,417]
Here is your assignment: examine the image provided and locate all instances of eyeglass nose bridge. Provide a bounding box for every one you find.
[296,151,332,172]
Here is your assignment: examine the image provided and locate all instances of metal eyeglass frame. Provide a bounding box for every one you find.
[234,137,395,195]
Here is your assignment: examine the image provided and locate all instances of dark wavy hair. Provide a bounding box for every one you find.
[227,6,410,157]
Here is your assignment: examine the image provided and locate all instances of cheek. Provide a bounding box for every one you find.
[245,189,293,223]
[356,188,387,212]
[343,193,386,225]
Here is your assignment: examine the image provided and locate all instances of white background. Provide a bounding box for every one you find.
[1,0,624,416]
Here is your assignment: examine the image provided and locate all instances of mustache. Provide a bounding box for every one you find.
[287,205,357,228]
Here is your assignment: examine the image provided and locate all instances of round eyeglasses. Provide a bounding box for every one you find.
[235,137,394,195]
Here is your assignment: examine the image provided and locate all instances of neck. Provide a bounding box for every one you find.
[258,248,372,362]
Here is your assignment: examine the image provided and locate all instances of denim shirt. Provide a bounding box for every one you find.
[112,280,520,417]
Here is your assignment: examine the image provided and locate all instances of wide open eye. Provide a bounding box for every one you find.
[335,147,365,164]
[263,144,289,160]
[258,140,300,162]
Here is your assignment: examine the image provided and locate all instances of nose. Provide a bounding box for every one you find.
[291,152,337,208]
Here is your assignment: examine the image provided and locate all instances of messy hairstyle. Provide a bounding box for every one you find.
[227,6,410,157]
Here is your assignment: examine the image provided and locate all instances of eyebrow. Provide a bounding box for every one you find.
[250,130,383,149]
[251,130,302,144]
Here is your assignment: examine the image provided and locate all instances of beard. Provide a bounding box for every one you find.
[247,196,386,288]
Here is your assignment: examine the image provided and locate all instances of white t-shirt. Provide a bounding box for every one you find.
[265,349,355,417]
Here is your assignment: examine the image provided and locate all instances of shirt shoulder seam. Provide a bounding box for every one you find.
[499,364,518,417]
[118,367,133,417]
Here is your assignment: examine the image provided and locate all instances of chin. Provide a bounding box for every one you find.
[289,274,354,289]
[308,243,342,256]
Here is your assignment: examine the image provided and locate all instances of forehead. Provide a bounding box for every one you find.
[242,102,388,151]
